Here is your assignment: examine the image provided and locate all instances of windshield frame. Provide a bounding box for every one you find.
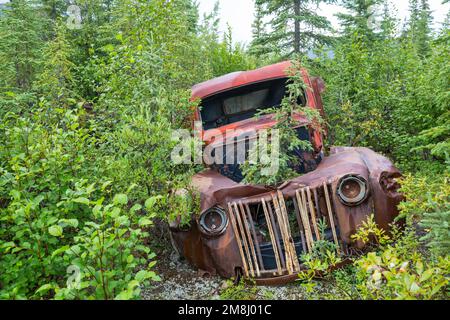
[199,78,307,131]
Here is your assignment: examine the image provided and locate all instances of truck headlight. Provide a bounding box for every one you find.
[199,206,228,236]
[337,175,369,206]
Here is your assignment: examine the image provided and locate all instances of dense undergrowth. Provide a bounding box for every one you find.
[0,0,254,299]
[0,0,449,300]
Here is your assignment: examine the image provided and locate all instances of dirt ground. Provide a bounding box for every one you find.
[140,221,346,300]
[140,239,341,300]
[141,248,223,300]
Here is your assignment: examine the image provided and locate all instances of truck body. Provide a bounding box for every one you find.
[169,61,403,285]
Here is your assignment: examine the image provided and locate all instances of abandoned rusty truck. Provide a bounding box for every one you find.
[169,61,403,285]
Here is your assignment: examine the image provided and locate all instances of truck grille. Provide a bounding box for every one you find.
[227,182,342,278]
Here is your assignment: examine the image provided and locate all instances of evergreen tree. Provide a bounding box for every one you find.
[336,0,384,39]
[252,0,336,57]
[34,21,76,108]
[183,0,200,33]
[41,0,69,21]
[249,2,267,56]
[407,0,433,56]
[0,0,46,91]
[379,1,396,38]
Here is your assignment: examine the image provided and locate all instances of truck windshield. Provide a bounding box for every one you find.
[223,88,269,115]
[200,78,305,130]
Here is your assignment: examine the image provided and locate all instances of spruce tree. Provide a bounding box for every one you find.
[337,0,384,39]
[249,2,267,55]
[252,0,336,57]
[0,0,46,91]
[41,0,69,21]
[183,0,200,33]
[408,0,433,56]
[35,21,76,108]
[379,1,396,39]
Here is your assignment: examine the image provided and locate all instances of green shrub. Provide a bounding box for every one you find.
[354,246,449,300]
[349,220,448,300]
[296,214,449,300]
[0,109,160,299]
[399,173,450,256]
[49,191,161,300]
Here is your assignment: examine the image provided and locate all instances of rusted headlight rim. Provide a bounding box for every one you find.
[337,174,369,206]
[198,206,229,236]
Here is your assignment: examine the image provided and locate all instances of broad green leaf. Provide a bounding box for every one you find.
[420,269,434,282]
[35,284,54,295]
[113,194,128,205]
[114,290,132,300]
[130,204,142,213]
[60,219,79,228]
[1,241,15,249]
[73,197,90,205]
[52,245,70,258]
[127,280,139,290]
[410,282,421,294]
[135,270,148,282]
[145,196,162,210]
[10,190,20,200]
[5,91,16,97]
[138,217,153,227]
[48,225,63,237]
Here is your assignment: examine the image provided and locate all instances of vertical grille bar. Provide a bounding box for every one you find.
[238,201,261,277]
[244,203,265,272]
[272,194,293,274]
[301,188,316,249]
[266,199,287,269]
[323,182,341,254]
[313,188,321,219]
[261,198,284,275]
[233,202,255,277]
[306,187,321,240]
[276,191,301,272]
[227,203,249,277]
[296,189,314,252]
[293,197,307,253]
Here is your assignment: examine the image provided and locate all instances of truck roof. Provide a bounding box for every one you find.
[191,61,293,100]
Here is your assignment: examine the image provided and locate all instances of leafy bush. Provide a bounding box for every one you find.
[297,220,342,294]
[296,213,449,300]
[351,215,391,247]
[399,173,450,256]
[351,220,449,300]
[0,109,160,299]
[50,192,161,300]
[355,246,449,300]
